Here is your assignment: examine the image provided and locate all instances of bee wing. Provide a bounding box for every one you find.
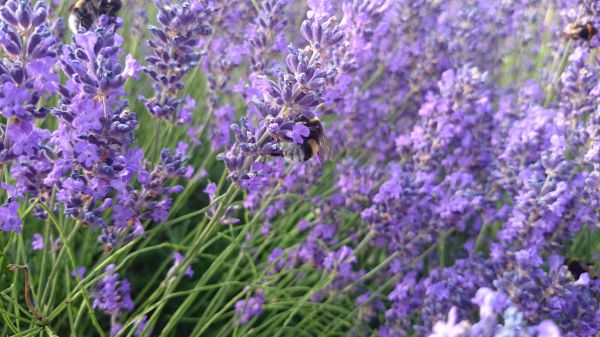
[317,134,332,164]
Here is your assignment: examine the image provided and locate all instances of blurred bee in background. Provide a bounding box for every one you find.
[564,258,597,280]
[279,115,332,163]
[563,21,598,41]
[68,0,122,33]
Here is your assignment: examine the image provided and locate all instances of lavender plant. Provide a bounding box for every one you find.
[1,0,600,337]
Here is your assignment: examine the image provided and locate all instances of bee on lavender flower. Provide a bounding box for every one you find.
[563,22,597,41]
[68,0,122,33]
[565,259,597,280]
[281,115,332,163]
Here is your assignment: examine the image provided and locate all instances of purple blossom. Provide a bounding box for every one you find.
[31,233,43,250]
[428,307,469,337]
[0,183,22,232]
[168,252,194,278]
[210,105,236,150]
[71,266,87,278]
[92,264,134,316]
[204,182,217,200]
[73,141,99,168]
[0,1,598,335]
[219,5,344,188]
[0,200,21,232]
[290,123,310,144]
[429,294,564,337]
[235,289,264,324]
[0,82,31,119]
[51,17,143,247]
[0,0,58,199]
[141,0,214,121]
[123,54,141,79]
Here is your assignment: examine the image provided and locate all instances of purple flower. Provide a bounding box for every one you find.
[123,54,141,79]
[73,141,99,168]
[290,123,310,144]
[428,307,469,337]
[536,321,561,337]
[50,16,144,248]
[7,123,50,157]
[220,5,344,188]
[0,201,21,232]
[471,288,509,319]
[71,266,87,278]
[150,198,172,222]
[0,3,58,205]
[211,105,236,150]
[235,289,264,324]
[168,252,194,278]
[109,323,123,337]
[0,82,31,118]
[307,0,333,18]
[323,245,355,270]
[141,0,214,121]
[204,182,217,200]
[0,184,22,232]
[31,233,43,250]
[92,264,134,316]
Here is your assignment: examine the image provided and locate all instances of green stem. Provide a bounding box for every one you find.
[140,184,239,335]
[39,204,106,337]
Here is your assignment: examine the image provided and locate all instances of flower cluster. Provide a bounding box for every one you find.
[234,288,265,325]
[219,3,343,189]
[2,0,600,336]
[92,264,135,336]
[241,0,600,334]
[0,0,58,230]
[49,17,144,247]
[141,0,214,123]
[428,289,562,337]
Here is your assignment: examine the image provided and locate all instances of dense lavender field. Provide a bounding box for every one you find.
[1,0,600,336]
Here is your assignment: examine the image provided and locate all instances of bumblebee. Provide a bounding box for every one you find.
[68,0,122,34]
[565,259,596,280]
[563,22,598,41]
[280,116,331,163]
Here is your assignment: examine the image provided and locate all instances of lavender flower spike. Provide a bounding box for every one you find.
[219,3,344,189]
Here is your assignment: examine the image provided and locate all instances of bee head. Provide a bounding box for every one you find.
[99,0,123,16]
[68,0,95,34]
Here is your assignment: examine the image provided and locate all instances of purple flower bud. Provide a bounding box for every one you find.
[326,30,343,46]
[31,233,43,250]
[301,20,313,42]
[16,3,31,31]
[295,93,317,107]
[0,30,20,56]
[312,22,323,44]
[235,290,264,324]
[26,32,40,56]
[10,66,23,84]
[148,26,167,43]
[168,185,184,194]
[286,53,299,72]
[0,7,17,26]
[31,2,46,27]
